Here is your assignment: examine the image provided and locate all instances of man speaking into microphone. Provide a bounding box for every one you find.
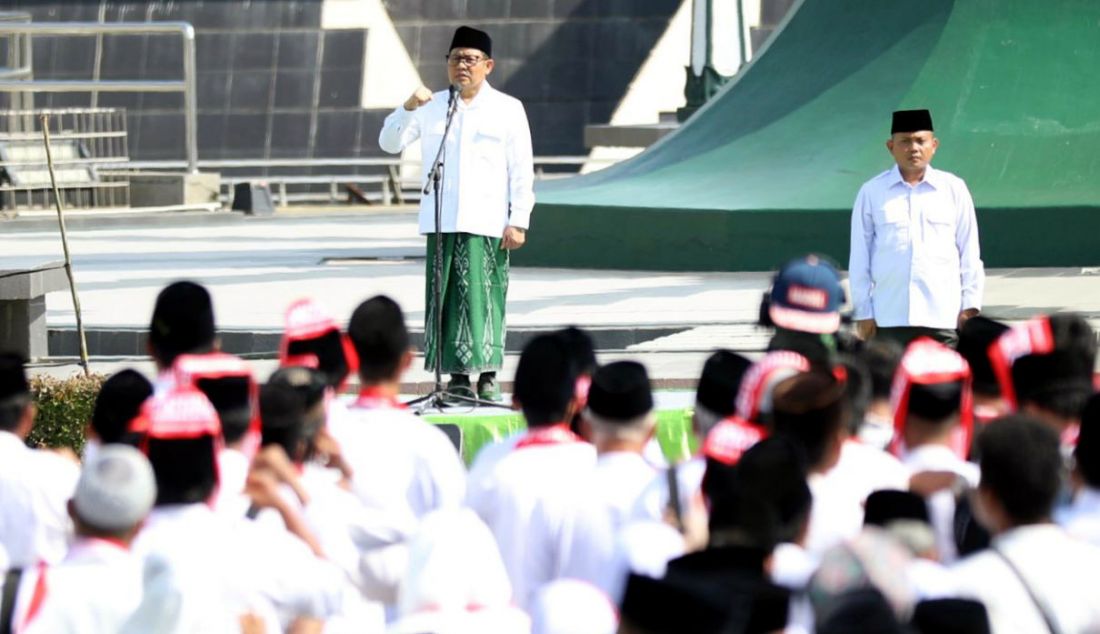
[379,26,534,402]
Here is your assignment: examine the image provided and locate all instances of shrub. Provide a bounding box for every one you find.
[27,373,104,452]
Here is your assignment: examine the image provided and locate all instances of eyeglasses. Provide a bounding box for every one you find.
[445,53,486,67]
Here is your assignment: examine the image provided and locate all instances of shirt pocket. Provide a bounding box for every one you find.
[423,120,451,152]
[923,203,958,260]
[872,202,910,251]
[473,124,507,172]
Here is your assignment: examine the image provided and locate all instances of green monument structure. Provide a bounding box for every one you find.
[517,0,1100,272]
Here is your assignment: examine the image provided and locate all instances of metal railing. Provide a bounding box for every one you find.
[0,21,198,173]
[107,156,610,206]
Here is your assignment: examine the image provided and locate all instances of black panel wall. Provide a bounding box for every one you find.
[2,0,378,168]
[387,0,681,157]
[3,0,680,167]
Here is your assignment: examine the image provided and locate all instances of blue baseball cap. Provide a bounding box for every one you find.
[768,255,844,334]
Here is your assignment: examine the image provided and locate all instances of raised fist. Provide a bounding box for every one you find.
[404,85,433,111]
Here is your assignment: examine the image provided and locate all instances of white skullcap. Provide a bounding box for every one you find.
[530,579,618,634]
[73,444,156,532]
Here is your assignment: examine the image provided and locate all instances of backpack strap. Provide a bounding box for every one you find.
[0,568,24,634]
[991,546,1062,634]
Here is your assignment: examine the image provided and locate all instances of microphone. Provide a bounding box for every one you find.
[448,83,458,105]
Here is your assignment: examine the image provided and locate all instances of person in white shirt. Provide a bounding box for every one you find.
[543,361,660,601]
[0,354,80,569]
[630,350,750,527]
[1058,393,1100,546]
[132,383,355,633]
[953,415,1100,634]
[172,352,260,519]
[770,368,858,556]
[83,369,152,464]
[16,445,156,634]
[466,332,596,608]
[854,340,904,450]
[988,313,1096,452]
[338,296,466,519]
[379,25,535,401]
[890,338,980,564]
[849,108,984,347]
[146,281,219,396]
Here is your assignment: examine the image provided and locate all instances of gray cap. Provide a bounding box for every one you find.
[72,444,156,532]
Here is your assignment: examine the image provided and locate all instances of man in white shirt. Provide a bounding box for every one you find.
[465,333,596,608]
[379,25,535,401]
[0,354,80,569]
[339,296,466,519]
[770,368,857,556]
[953,415,1100,633]
[543,361,659,601]
[1058,393,1100,546]
[133,384,355,632]
[988,313,1096,451]
[83,369,152,464]
[890,338,980,563]
[16,445,156,634]
[849,109,984,346]
[147,281,219,396]
[172,352,259,519]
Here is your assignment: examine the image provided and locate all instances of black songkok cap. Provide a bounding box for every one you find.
[619,573,729,632]
[907,380,962,422]
[912,598,991,634]
[449,26,492,58]
[819,588,906,634]
[696,350,752,417]
[148,281,216,363]
[1012,313,1096,412]
[0,353,29,401]
[957,317,1010,395]
[891,109,934,134]
[587,361,653,422]
[92,369,153,443]
[864,489,930,528]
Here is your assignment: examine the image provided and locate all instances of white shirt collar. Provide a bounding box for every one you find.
[0,429,27,452]
[889,163,941,190]
[457,80,495,111]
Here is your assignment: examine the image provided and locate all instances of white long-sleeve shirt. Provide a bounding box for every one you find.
[0,431,80,569]
[378,81,535,238]
[849,164,984,329]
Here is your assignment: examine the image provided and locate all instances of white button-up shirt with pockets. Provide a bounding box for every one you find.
[849,164,985,329]
[378,81,535,238]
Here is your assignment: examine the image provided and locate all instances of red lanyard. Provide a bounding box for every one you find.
[514,423,583,449]
[354,386,405,410]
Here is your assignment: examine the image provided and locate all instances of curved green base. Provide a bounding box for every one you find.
[518,0,1100,272]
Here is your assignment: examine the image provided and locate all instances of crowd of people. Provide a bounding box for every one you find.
[1,256,1099,634]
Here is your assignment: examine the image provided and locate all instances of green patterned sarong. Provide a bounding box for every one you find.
[424,232,509,374]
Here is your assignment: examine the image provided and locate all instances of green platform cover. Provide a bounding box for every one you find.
[517,0,1100,272]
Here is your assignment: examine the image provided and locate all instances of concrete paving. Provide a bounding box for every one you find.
[5,208,1100,388]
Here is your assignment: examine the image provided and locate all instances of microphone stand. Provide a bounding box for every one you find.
[407,86,502,413]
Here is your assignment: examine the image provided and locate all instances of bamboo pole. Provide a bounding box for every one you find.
[40,114,90,376]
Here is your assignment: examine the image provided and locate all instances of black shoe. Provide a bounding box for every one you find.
[444,374,474,403]
[477,372,500,402]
